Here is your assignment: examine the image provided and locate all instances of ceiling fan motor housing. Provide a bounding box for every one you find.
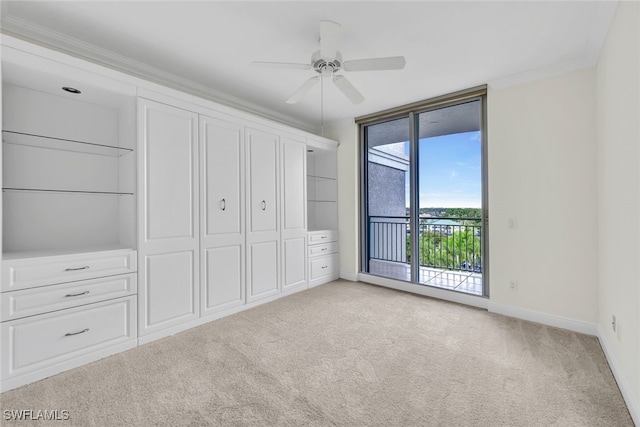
[312,50,342,75]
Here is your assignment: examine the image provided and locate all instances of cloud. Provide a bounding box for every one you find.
[468,132,481,142]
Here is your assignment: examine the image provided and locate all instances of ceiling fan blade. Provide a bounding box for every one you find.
[286,76,320,104]
[343,56,406,72]
[320,20,341,61]
[332,75,365,104]
[251,61,312,70]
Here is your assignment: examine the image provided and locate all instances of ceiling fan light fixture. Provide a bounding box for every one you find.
[319,20,341,61]
[252,20,405,106]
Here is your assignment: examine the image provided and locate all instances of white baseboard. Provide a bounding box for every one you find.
[138,286,311,345]
[1,339,138,393]
[339,271,359,282]
[358,273,489,309]
[487,302,598,336]
[597,325,639,425]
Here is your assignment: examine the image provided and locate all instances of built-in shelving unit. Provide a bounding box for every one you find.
[306,140,339,286]
[1,64,136,257]
[1,46,139,393]
[307,146,338,231]
[2,131,133,157]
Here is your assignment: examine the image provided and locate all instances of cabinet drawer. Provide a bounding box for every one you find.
[1,274,137,322]
[1,250,137,291]
[308,242,339,258]
[310,254,339,280]
[1,296,136,379]
[308,230,337,244]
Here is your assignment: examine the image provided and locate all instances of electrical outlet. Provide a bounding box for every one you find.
[611,315,616,332]
[509,280,518,291]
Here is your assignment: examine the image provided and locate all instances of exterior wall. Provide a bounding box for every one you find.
[367,158,407,263]
[596,0,640,417]
[367,162,406,217]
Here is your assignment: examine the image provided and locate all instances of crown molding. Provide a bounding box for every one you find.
[487,55,594,90]
[488,1,618,90]
[585,1,619,66]
[323,117,357,134]
[0,10,319,134]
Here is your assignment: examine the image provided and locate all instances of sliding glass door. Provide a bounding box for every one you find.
[415,101,484,294]
[364,117,412,282]
[361,91,487,296]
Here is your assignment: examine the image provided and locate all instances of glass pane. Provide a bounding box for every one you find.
[364,117,411,281]
[417,101,483,295]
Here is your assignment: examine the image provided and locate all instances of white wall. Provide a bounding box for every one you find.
[596,0,640,417]
[487,68,598,325]
[324,120,359,281]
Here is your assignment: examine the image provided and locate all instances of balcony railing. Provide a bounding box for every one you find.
[368,216,482,273]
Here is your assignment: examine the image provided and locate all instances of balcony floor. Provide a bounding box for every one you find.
[368,259,483,296]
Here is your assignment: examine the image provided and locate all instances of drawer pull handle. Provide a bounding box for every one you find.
[320,236,327,239]
[220,198,226,211]
[261,200,267,211]
[322,265,328,269]
[65,291,90,298]
[321,248,328,251]
[65,328,89,337]
[65,266,89,272]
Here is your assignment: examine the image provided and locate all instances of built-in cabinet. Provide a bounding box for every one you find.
[280,137,308,292]
[137,99,200,340]
[0,35,339,392]
[245,127,281,302]
[200,114,245,317]
[1,49,138,392]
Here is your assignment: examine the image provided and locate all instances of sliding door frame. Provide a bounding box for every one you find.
[358,85,489,297]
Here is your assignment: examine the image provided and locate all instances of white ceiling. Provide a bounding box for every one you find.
[1,1,618,132]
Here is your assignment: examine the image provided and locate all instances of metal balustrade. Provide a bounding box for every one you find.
[368,216,482,273]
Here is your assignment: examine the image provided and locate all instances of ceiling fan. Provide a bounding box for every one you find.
[252,20,406,105]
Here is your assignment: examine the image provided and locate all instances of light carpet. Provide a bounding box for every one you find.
[0,280,633,426]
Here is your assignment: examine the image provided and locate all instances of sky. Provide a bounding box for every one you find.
[404,131,482,208]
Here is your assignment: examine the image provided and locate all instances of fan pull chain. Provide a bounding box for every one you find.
[320,73,325,137]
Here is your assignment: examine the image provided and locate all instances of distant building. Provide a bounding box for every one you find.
[423,218,462,235]
[368,143,409,262]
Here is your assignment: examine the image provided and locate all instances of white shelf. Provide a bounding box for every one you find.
[2,188,134,196]
[307,175,336,180]
[2,244,135,261]
[2,131,132,157]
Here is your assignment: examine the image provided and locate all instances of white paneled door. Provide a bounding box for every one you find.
[246,127,280,302]
[200,114,245,316]
[138,98,199,336]
[280,137,307,291]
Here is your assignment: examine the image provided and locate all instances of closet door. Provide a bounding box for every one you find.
[200,114,245,316]
[280,136,307,292]
[138,98,199,337]
[245,127,280,302]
